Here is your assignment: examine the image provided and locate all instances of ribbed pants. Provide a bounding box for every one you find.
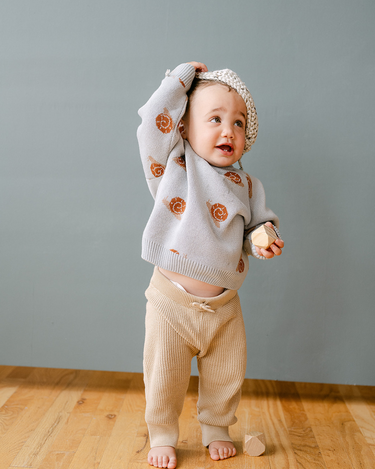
[143,267,247,448]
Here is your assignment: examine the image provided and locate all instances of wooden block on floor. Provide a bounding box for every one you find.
[243,431,266,456]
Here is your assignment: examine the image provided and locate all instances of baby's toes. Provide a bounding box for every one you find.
[210,447,220,460]
[219,447,228,459]
[168,456,177,469]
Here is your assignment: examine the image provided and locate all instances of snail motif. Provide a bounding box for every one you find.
[148,156,165,178]
[170,249,179,255]
[236,257,245,273]
[173,156,186,171]
[224,171,244,187]
[206,201,228,228]
[245,173,253,198]
[156,107,174,134]
[162,196,186,220]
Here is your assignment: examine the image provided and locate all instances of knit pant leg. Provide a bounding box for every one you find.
[143,300,197,448]
[196,303,247,447]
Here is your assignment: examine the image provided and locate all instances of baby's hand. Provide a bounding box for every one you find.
[255,222,284,259]
[187,61,208,73]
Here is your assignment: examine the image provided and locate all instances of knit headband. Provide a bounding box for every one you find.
[195,69,258,153]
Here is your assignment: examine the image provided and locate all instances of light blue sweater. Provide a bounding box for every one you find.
[137,63,279,290]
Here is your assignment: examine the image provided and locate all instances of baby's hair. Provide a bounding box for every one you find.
[185,78,234,118]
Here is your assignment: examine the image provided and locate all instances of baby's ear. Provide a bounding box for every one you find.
[178,120,187,138]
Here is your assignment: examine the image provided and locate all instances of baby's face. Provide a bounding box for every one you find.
[181,83,247,167]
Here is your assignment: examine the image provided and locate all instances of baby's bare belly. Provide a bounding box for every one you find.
[158,268,225,297]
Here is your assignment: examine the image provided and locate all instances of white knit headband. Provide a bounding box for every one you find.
[195,69,258,153]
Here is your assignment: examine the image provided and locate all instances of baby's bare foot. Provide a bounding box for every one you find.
[148,446,177,468]
[208,440,236,460]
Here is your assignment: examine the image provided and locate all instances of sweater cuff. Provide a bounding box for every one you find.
[166,63,196,89]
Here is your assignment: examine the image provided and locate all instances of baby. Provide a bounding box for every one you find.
[137,61,284,468]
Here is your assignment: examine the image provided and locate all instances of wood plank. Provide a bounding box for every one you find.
[339,384,375,457]
[68,372,140,469]
[64,435,105,469]
[43,413,93,454]
[0,393,23,439]
[233,379,270,469]
[0,396,59,469]
[296,382,353,469]
[8,370,91,468]
[96,412,142,469]
[70,370,116,415]
[127,416,154,468]
[0,367,16,381]
[67,409,120,469]
[0,387,19,414]
[276,381,327,469]
[296,382,375,469]
[357,385,375,419]
[0,369,85,469]
[38,372,131,468]
[6,368,34,381]
[96,372,131,415]
[36,451,75,469]
[120,373,145,413]
[255,380,299,469]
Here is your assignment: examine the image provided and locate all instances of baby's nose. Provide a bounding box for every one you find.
[221,125,234,138]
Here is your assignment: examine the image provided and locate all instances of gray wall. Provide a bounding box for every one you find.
[1,0,374,385]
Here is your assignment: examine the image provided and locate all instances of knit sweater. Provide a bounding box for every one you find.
[137,63,279,290]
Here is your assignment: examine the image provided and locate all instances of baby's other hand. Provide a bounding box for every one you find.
[255,222,284,259]
[187,61,208,73]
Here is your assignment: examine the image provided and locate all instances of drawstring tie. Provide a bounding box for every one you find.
[191,302,215,313]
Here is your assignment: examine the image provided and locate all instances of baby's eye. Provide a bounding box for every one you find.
[210,116,221,123]
[235,120,244,128]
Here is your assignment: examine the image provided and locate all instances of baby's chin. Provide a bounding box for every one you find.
[198,155,241,168]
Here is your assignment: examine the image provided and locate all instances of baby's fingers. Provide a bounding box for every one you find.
[187,61,208,73]
[270,242,282,256]
[275,238,284,248]
[256,246,274,259]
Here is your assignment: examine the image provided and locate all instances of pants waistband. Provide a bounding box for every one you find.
[149,266,237,311]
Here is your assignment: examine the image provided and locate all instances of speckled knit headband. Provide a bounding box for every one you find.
[195,69,258,153]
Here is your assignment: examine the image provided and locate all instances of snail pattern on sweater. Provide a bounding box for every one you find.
[155,108,174,134]
[173,156,186,171]
[224,171,244,187]
[206,201,228,228]
[148,156,165,178]
[137,63,279,290]
[162,197,187,220]
[236,257,245,273]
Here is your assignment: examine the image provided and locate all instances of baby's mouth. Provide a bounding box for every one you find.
[216,144,234,155]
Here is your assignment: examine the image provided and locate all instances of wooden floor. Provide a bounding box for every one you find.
[0,366,374,469]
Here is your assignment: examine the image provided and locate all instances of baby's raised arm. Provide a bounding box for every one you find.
[137,63,197,199]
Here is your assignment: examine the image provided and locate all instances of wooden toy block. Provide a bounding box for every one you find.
[251,224,277,249]
[243,431,266,457]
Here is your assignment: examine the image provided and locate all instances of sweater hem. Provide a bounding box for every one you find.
[142,238,245,291]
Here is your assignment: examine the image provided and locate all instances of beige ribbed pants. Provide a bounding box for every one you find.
[143,267,247,448]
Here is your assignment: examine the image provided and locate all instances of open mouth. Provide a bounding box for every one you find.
[216,144,234,155]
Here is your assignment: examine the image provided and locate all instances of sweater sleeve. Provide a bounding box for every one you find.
[137,63,196,199]
[243,175,280,259]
